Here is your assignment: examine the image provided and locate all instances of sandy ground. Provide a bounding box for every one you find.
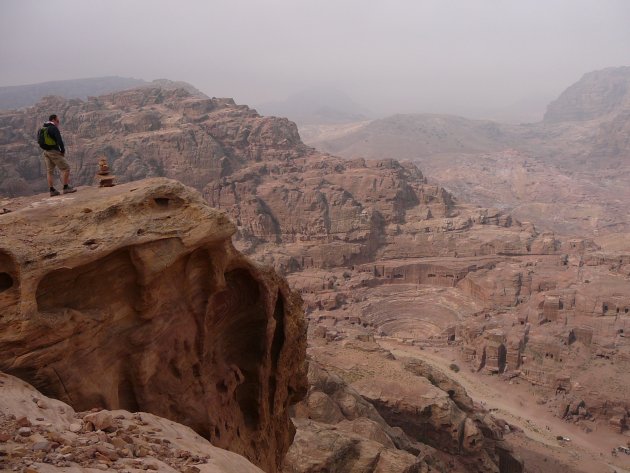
[378,339,630,473]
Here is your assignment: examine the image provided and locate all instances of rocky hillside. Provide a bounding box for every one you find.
[302,113,515,159]
[0,77,209,112]
[0,87,305,197]
[0,86,551,274]
[0,87,558,472]
[0,178,534,473]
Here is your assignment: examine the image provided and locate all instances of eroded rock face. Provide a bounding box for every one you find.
[3,84,627,469]
[0,178,307,473]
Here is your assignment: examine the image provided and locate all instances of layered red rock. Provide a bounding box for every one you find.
[0,178,307,473]
[0,88,305,197]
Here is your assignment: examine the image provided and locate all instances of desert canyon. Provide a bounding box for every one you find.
[0,68,629,473]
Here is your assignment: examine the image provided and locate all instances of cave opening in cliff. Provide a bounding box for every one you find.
[0,272,13,292]
[268,291,286,412]
[497,344,507,373]
[0,250,18,293]
[35,249,139,313]
[215,268,267,430]
[117,377,140,412]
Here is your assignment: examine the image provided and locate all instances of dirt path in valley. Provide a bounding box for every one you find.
[378,339,630,472]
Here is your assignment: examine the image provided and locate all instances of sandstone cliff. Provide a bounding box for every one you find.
[0,178,307,473]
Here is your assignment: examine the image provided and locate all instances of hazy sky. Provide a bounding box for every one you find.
[2,0,629,120]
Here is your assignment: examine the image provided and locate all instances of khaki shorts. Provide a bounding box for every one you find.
[43,150,70,172]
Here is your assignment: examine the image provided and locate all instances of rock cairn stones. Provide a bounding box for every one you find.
[94,157,116,187]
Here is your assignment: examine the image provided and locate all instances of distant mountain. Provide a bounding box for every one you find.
[307,113,516,159]
[0,76,148,110]
[543,66,630,122]
[257,87,371,125]
[0,77,209,111]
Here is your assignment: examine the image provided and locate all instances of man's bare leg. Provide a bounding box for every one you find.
[62,170,70,186]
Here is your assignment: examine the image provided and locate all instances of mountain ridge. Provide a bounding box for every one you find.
[0,76,207,111]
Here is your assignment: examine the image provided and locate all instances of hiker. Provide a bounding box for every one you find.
[38,114,76,196]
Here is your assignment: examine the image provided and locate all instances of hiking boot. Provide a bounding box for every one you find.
[50,189,60,197]
[62,186,77,194]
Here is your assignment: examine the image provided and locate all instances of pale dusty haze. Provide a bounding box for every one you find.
[1,0,629,120]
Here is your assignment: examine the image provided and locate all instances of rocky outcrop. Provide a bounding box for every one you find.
[453,252,630,430]
[351,376,514,472]
[0,371,265,472]
[404,359,474,413]
[2,83,628,469]
[284,362,428,473]
[304,333,524,473]
[0,178,307,473]
[286,418,426,473]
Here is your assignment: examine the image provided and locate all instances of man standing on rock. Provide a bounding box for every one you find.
[38,114,76,196]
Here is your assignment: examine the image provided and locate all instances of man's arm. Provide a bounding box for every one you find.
[50,126,65,154]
